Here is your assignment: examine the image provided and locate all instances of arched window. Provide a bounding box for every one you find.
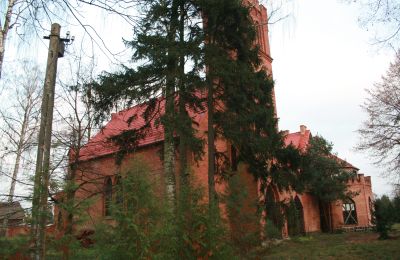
[342,198,358,225]
[57,211,63,230]
[294,196,305,234]
[230,145,238,171]
[104,177,113,216]
[265,186,281,228]
[115,175,123,206]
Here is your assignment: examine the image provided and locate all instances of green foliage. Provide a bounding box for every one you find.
[393,194,400,223]
[87,159,235,259]
[285,198,304,237]
[0,235,29,259]
[374,195,396,239]
[90,159,177,259]
[266,232,400,259]
[89,0,204,155]
[264,219,282,240]
[264,186,285,239]
[225,169,262,257]
[175,182,235,259]
[299,135,356,203]
[200,0,297,190]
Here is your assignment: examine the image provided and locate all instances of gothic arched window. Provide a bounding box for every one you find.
[57,211,63,230]
[104,177,113,216]
[265,186,281,228]
[115,175,123,206]
[342,198,358,225]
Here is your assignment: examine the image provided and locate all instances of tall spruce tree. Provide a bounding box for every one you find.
[200,0,297,214]
[90,0,204,211]
[90,0,301,250]
[198,0,304,245]
[299,135,356,232]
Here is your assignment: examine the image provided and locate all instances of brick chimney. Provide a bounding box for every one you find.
[300,125,307,135]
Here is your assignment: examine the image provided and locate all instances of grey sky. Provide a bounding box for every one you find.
[270,0,394,196]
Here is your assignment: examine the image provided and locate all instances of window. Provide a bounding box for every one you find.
[265,186,281,228]
[104,177,113,216]
[231,145,238,171]
[342,198,358,225]
[115,175,123,206]
[57,211,63,230]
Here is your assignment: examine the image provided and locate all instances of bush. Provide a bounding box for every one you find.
[0,235,29,259]
[90,158,235,259]
[374,195,395,239]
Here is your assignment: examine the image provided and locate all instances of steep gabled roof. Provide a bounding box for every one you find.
[0,201,25,221]
[78,96,207,161]
[331,154,359,171]
[284,128,311,151]
[283,125,359,171]
[78,101,165,161]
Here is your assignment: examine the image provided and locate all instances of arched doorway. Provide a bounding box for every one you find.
[287,196,305,236]
[265,185,283,238]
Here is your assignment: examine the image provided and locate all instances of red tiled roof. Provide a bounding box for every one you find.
[78,96,207,161]
[331,154,359,171]
[78,101,165,161]
[0,202,25,221]
[283,129,359,171]
[284,130,311,151]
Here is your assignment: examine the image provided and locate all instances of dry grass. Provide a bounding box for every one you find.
[262,227,400,260]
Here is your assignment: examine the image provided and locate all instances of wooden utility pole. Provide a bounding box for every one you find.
[31,23,72,260]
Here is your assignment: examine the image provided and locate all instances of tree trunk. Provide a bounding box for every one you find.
[178,0,188,186]
[0,0,17,78]
[62,163,78,260]
[62,129,81,260]
[206,67,218,251]
[163,0,179,211]
[0,108,28,236]
[207,84,217,212]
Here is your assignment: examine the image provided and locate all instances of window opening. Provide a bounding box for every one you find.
[104,177,113,216]
[342,198,358,225]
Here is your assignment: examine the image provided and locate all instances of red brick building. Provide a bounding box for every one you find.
[281,126,373,233]
[54,0,373,237]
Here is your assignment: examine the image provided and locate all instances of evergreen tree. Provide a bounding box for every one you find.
[393,193,400,222]
[89,0,300,251]
[224,166,262,257]
[374,195,395,239]
[90,0,205,212]
[299,135,356,232]
[200,0,301,242]
[91,158,178,259]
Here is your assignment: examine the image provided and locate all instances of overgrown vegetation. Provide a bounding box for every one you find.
[0,235,29,259]
[265,231,400,259]
[299,135,356,232]
[84,159,235,259]
[374,194,400,239]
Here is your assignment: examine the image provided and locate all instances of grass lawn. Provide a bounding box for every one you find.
[263,227,400,260]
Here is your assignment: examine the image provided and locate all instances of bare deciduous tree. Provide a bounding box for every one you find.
[357,52,400,183]
[348,0,400,49]
[0,62,42,236]
[0,0,140,79]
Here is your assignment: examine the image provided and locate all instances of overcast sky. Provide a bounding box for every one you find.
[269,0,395,196]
